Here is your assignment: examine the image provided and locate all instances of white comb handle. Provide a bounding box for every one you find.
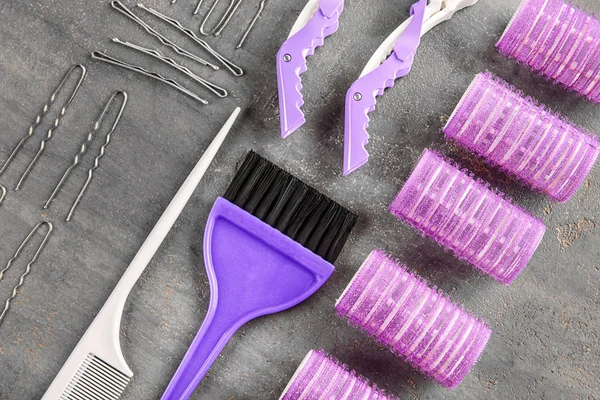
[41,107,241,400]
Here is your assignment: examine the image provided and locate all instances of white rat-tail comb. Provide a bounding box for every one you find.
[41,109,241,400]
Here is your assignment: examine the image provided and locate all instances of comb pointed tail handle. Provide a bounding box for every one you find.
[161,198,335,400]
[277,3,344,138]
[343,55,414,175]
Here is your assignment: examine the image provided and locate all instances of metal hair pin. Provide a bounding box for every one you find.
[92,51,208,105]
[111,0,219,71]
[237,0,267,48]
[137,4,244,76]
[44,91,128,210]
[0,221,54,325]
[214,0,244,36]
[65,97,126,222]
[199,0,227,35]
[112,38,228,97]
[193,0,205,15]
[14,66,88,191]
[0,65,87,179]
[0,186,6,207]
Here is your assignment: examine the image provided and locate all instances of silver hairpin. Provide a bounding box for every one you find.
[44,91,128,210]
[137,3,244,76]
[14,66,88,191]
[111,0,219,71]
[92,51,208,105]
[238,0,268,49]
[0,222,54,325]
[112,38,228,97]
[1,65,86,181]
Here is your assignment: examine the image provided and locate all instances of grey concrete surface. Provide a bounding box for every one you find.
[0,0,599,399]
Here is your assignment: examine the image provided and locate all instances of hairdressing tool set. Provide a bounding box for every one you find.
[161,150,357,399]
[497,0,600,103]
[41,108,241,400]
[4,0,599,398]
[0,222,54,325]
[280,349,397,399]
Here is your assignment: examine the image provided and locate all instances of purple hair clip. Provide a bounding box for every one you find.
[277,0,344,138]
[389,149,546,285]
[343,0,479,175]
[497,0,600,103]
[280,349,397,399]
[336,250,492,389]
[444,72,600,202]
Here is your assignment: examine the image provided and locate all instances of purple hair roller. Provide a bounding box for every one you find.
[389,149,546,285]
[336,250,491,389]
[277,0,344,138]
[497,0,600,103]
[444,72,600,202]
[343,0,479,176]
[280,349,397,400]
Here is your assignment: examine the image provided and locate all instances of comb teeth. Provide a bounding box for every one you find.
[60,354,130,400]
[497,0,600,103]
[444,72,600,202]
[336,250,491,389]
[280,349,397,400]
[224,151,358,264]
[389,149,546,284]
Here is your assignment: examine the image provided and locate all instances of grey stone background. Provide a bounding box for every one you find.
[0,0,599,399]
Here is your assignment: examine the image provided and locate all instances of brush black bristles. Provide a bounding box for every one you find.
[223,151,357,264]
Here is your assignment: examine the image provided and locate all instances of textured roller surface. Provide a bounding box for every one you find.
[389,149,546,284]
[497,0,600,103]
[444,72,600,202]
[280,349,397,400]
[336,250,491,389]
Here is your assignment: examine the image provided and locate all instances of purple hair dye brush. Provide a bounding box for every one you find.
[277,0,344,138]
[336,250,491,389]
[343,0,479,176]
[280,349,397,400]
[162,151,357,400]
[444,72,600,202]
[390,149,546,284]
[497,0,600,103]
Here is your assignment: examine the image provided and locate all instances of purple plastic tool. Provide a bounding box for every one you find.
[280,349,397,399]
[444,72,600,202]
[162,151,357,400]
[389,149,546,285]
[497,0,600,103]
[343,0,479,176]
[343,0,426,176]
[336,250,491,389]
[277,0,344,138]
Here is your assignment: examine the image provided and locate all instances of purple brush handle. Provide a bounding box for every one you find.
[343,0,426,175]
[343,57,414,175]
[277,0,344,138]
[161,198,335,400]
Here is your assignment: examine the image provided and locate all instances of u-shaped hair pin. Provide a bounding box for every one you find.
[44,91,128,211]
[0,221,54,325]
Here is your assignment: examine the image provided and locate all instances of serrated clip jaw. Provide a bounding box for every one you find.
[277,0,345,139]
